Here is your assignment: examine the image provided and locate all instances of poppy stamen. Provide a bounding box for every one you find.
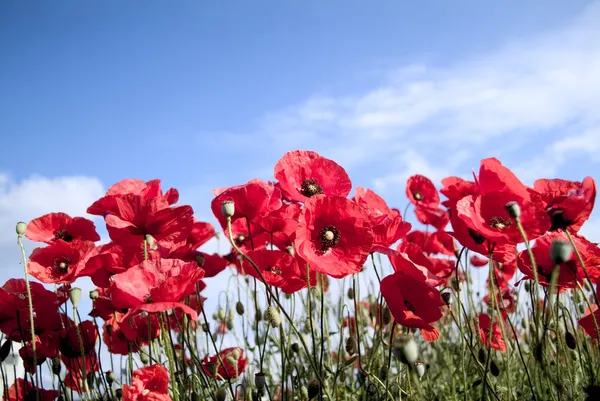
[267,266,282,275]
[549,208,572,231]
[235,234,246,246]
[54,229,73,242]
[413,191,423,201]
[319,225,341,252]
[300,178,323,197]
[53,257,71,273]
[488,216,512,230]
[404,299,416,313]
[195,254,206,267]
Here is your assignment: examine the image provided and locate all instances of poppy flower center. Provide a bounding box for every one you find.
[488,216,512,230]
[142,389,150,396]
[549,208,572,231]
[413,191,423,201]
[54,229,73,242]
[468,229,486,245]
[403,299,416,313]
[234,234,246,247]
[144,295,153,303]
[53,257,71,273]
[300,178,323,197]
[195,254,206,267]
[319,225,341,252]
[267,266,282,275]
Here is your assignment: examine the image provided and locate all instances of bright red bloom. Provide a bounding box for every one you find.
[534,176,596,232]
[274,150,352,202]
[295,195,373,278]
[59,317,99,375]
[227,218,270,252]
[202,347,248,380]
[405,230,455,256]
[122,364,172,401]
[19,335,56,374]
[3,378,59,401]
[211,179,282,231]
[406,175,440,208]
[258,202,301,250]
[25,212,100,244]
[241,250,307,294]
[187,220,216,249]
[477,314,506,352]
[389,242,445,287]
[380,272,445,341]
[80,242,147,288]
[470,254,489,267]
[87,179,178,216]
[440,176,478,208]
[104,195,194,250]
[414,206,449,230]
[579,305,600,339]
[168,246,229,278]
[28,240,95,284]
[353,187,411,252]
[517,232,600,289]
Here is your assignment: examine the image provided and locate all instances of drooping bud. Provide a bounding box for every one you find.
[106,370,115,384]
[68,287,82,308]
[415,361,426,378]
[201,323,210,332]
[216,308,226,321]
[381,305,392,326]
[52,357,61,375]
[215,388,228,401]
[255,308,262,323]
[490,359,500,377]
[206,361,218,376]
[115,388,123,399]
[504,201,521,218]
[291,342,300,353]
[307,379,321,400]
[393,336,419,364]
[89,290,99,300]
[16,222,27,236]
[255,372,266,389]
[550,240,573,264]
[265,305,281,328]
[236,301,245,315]
[139,352,149,364]
[565,331,577,350]
[441,291,452,306]
[345,336,357,356]
[378,365,388,381]
[0,339,12,362]
[221,201,235,218]
[347,287,355,299]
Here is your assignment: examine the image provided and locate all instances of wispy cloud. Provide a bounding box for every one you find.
[230,2,600,194]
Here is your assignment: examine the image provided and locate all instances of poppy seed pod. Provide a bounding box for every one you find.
[266,305,281,328]
[550,240,573,264]
[89,290,99,300]
[221,201,235,218]
[255,372,266,389]
[504,201,521,218]
[215,388,228,401]
[393,336,419,364]
[415,361,426,378]
[16,221,27,235]
[307,379,321,400]
[236,301,245,315]
[68,287,82,307]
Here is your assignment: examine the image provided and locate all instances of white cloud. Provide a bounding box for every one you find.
[240,2,600,194]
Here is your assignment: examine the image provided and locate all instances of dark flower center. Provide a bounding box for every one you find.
[468,229,486,245]
[319,225,341,252]
[549,208,572,231]
[144,295,153,303]
[267,266,282,275]
[403,299,416,313]
[54,229,73,242]
[53,257,71,273]
[413,191,423,201]
[488,216,512,230]
[195,254,206,267]
[235,234,246,246]
[300,178,323,197]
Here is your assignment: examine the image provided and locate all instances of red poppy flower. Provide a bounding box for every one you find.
[517,232,600,289]
[168,246,229,278]
[103,313,138,355]
[241,250,307,294]
[3,378,59,401]
[380,271,445,341]
[211,179,282,231]
[87,179,178,216]
[470,254,489,267]
[187,219,216,249]
[579,305,600,339]
[202,347,248,380]
[534,176,596,232]
[258,202,302,249]
[227,218,270,252]
[104,195,194,250]
[295,195,373,278]
[406,175,440,208]
[28,240,95,284]
[59,317,99,374]
[414,206,450,230]
[122,364,172,401]
[80,242,149,288]
[274,150,352,202]
[19,335,56,374]
[477,314,506,352]
[405,230,455,256]
[25,212,100,244]
[440,176,478,208]
[389,242,445,286]
[353,187,411,252]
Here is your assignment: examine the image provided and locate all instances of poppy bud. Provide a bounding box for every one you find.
[299,386,309,401]
[524,281,531,292]
[255,372,266,389]
[441,291,452,306]
[89,290,99,300]
[216,388,228,401]
[347,287,355,299]
[226,320,234,330]
[415,361,426,378]
[550,240,573,264]
[203,361,217,376]
[382,306,392,326]
[216,308,225,321]
[291,342,300,353]
[221,201,235,218]
[0,339,11,363]
[490,360,500,377]
[504,201,521,218]
[236,301,245,315]
[393,336,419,364]
[345,336,357,356]
[307,379,321,399]
[191,393,201,401]
[565,331,577,350]
[265,305,281,328]
[255,309,262,322]
[68,287,82,307]
[478,348,487,364]
[201,323,210,332]
[579,303,586,314]
[106,370,115,384]
[585,280,592,291]
[16,222,27,235]
[140,352,149,364]
[52,357,61,375]
[115,388,123,399]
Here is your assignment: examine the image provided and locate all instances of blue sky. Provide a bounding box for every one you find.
[1,0,600,286]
